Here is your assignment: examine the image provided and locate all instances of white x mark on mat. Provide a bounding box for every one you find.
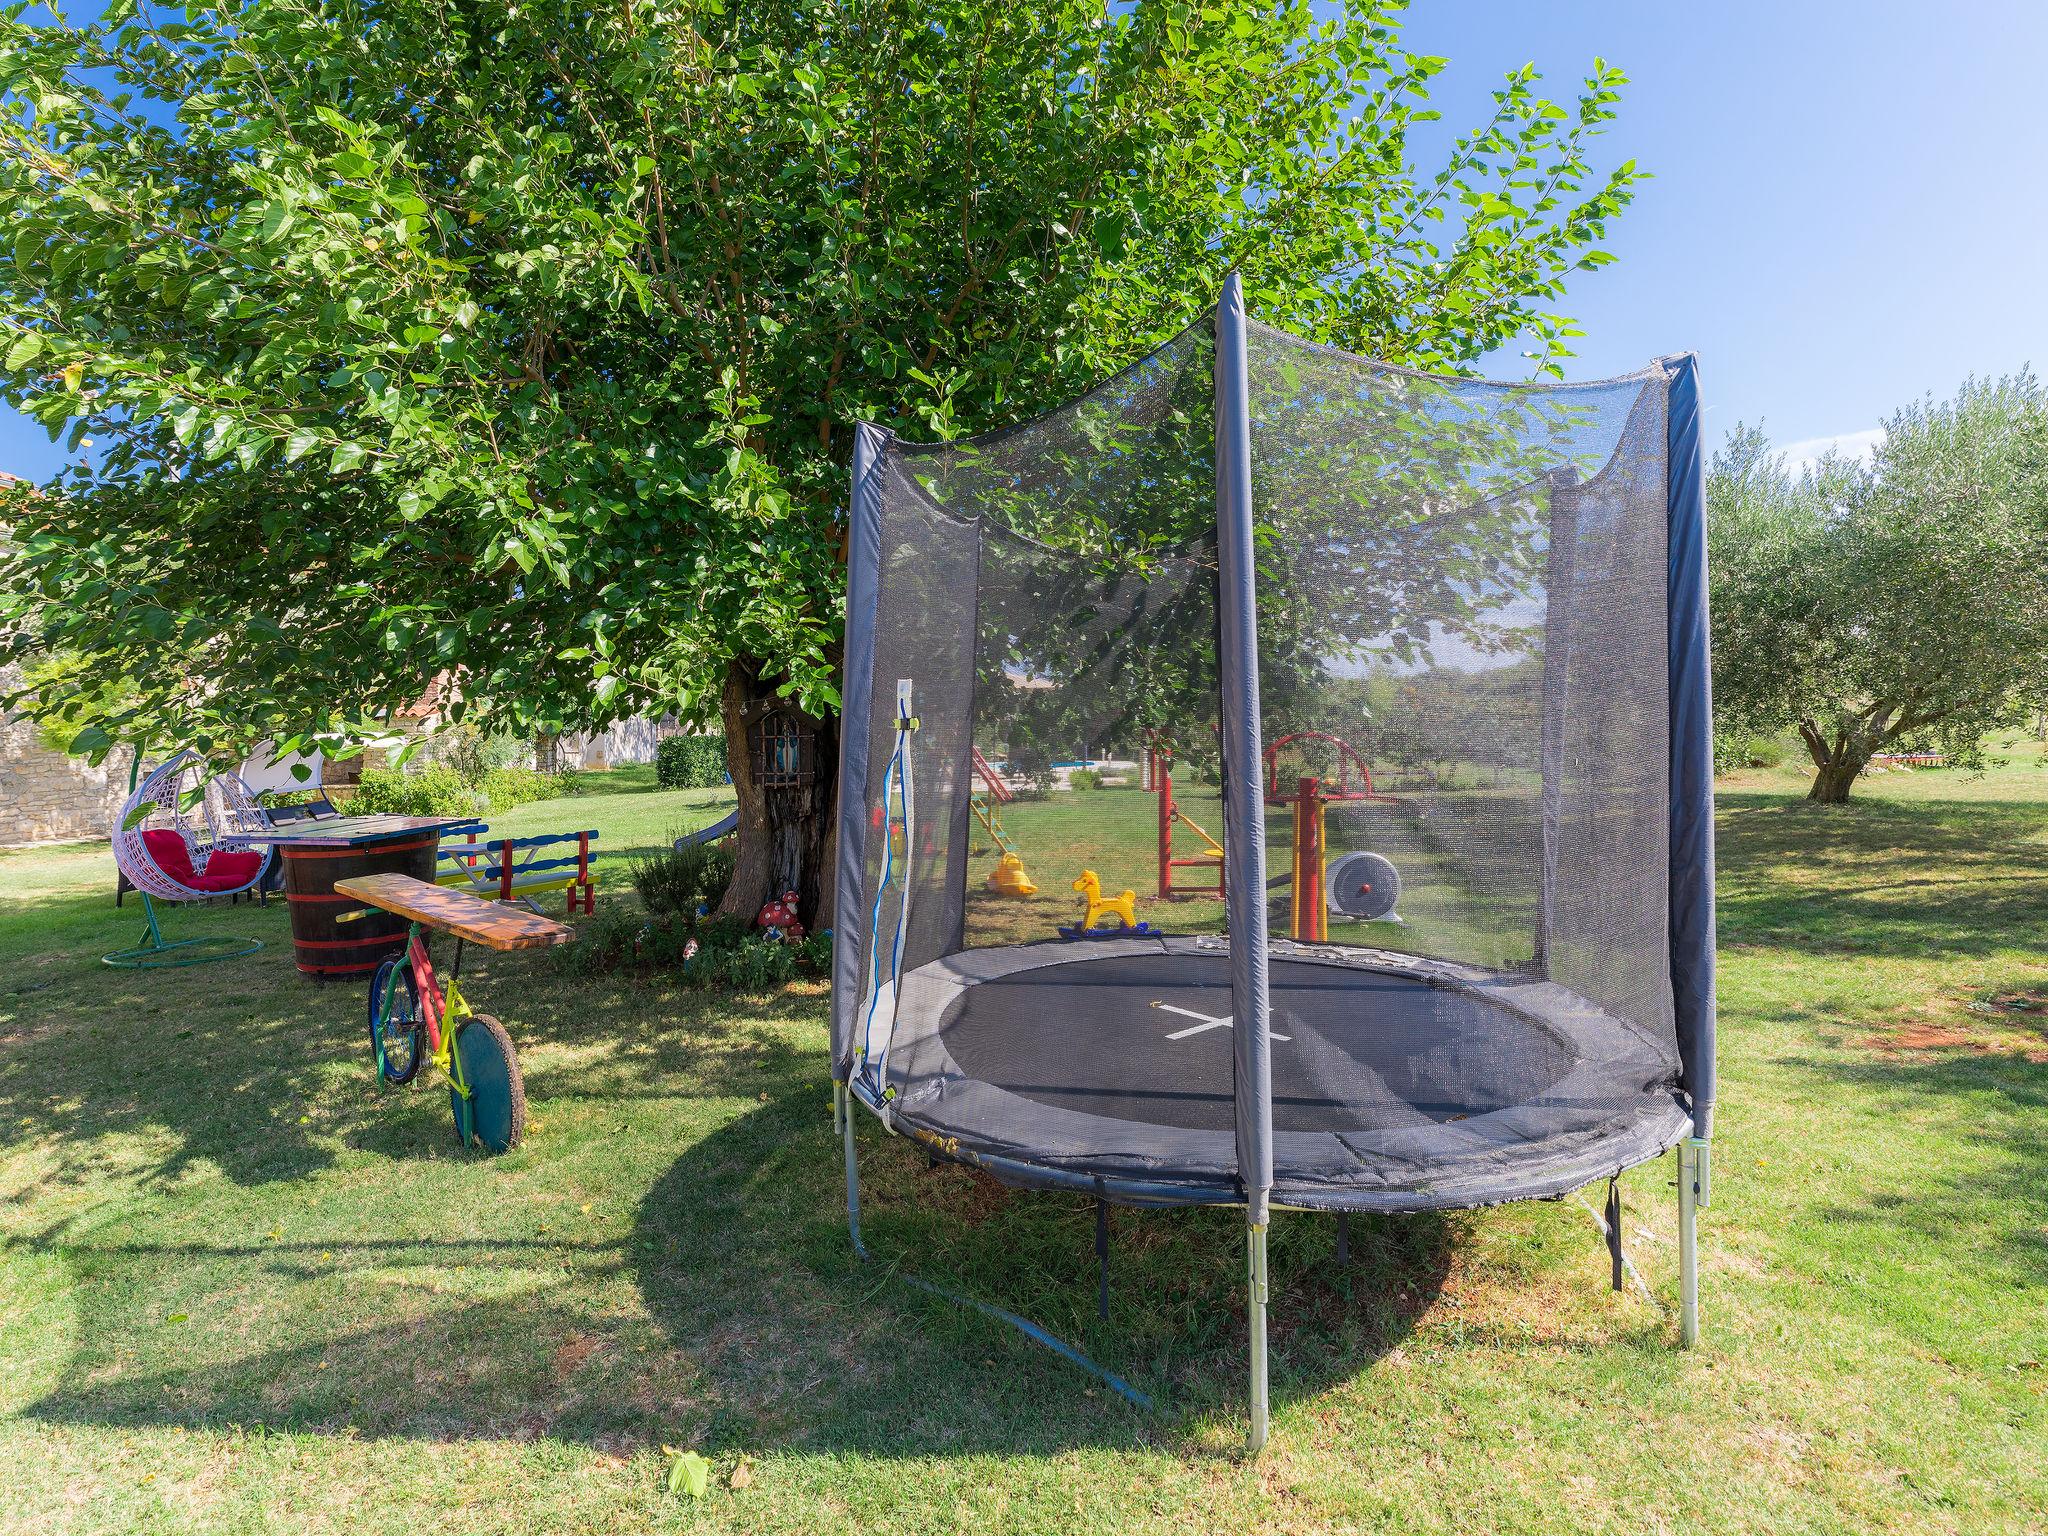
[1151,1001,1290,1042]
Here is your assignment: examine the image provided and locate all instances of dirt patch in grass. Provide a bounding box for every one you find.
[1856,1000,2048,1063]
[552,1332,605,1381]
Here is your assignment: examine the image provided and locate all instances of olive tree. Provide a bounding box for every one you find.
[0,0,1642,923]
[1708,379,2048,803]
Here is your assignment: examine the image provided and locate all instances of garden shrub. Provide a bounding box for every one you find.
[347,766,479,816]
[1067,767,1102,791]
[1740,735,1789,769]
[347,764,572,817]
[632,836,734,919]
[478,766,576,809]
[552,906,831,988]
[1712,731,1792,773]
[656,734,728,789]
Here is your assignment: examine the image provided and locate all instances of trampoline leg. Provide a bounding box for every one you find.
[1095,1197,1110,1321]
[832,1078,846,1138]
[1678,1137,1708,1346]
[1247,1223,1270,1455]
[842,1087,865,1258]
[1334,1211,1350,1268]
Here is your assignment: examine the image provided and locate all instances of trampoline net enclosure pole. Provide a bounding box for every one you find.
[1679,1136,1710,1345]
[1248,1224,1270,1452]
[1219,272,1276,1455]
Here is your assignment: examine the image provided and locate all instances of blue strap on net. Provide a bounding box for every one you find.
[856,726,910,1086]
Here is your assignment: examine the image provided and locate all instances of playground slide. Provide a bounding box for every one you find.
[673,809,739,850]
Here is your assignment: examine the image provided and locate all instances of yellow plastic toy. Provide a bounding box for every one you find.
[989,851,1039,897]
[971,747,1037,897]
[1072,869,1139,931]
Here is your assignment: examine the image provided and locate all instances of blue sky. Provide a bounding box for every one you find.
[4,0,2043,479]
[1403,0,2048,468]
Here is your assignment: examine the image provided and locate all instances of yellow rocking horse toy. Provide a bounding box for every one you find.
[1060,869,1154,939]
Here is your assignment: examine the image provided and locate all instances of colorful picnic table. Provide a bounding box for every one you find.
[234,815,485,976]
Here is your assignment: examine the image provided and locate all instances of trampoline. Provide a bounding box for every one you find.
[884,938,1689,1212]
[830,276,1716,1451]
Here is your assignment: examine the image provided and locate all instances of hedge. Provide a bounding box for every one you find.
[657,734,728,789]
[346,765,574,817]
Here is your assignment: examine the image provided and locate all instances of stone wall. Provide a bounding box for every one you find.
[0,664,132,847]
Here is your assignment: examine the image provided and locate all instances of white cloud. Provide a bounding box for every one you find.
[1779,427,1885,476]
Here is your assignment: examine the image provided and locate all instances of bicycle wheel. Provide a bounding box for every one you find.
[449,1013,525,1153]
[368,955,426,1087]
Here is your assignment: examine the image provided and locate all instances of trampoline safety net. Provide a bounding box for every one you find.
[834,285,1713,1215]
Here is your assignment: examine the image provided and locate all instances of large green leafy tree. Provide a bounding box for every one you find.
[1708,380,2048,804]
[0,0,1640,923]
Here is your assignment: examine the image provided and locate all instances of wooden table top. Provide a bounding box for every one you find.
[332,873,577,951]
[235,814,485,847]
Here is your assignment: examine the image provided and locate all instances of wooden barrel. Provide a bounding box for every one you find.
[281,836,440,977]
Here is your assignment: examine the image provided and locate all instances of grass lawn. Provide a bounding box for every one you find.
[1,752,2044,1533]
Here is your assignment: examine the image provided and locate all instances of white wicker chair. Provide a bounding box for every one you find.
[105,750,272,968]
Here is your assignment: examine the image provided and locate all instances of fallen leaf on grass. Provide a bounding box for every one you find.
[662,1446,709,1499]
[729,1460,754,1491]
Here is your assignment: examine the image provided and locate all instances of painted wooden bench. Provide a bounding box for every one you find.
[437,829,599,914]
[333,873,575,950]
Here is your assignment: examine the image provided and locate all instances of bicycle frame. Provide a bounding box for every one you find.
[376,920,480,1140]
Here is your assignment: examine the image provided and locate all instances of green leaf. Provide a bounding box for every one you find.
[284,430,321,464]
[664,1449,710,1499]
[68,724,112,757]
[4,332,44,370]
[330,442,367,474]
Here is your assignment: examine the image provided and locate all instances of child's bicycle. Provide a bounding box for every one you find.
[334,873,575,1153]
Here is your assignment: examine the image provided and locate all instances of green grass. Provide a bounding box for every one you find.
[1,756,2044,1533]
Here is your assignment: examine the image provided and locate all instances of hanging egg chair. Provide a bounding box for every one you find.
[104,749,274,969]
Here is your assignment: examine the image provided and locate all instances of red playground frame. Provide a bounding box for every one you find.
[1146,738,1227,901]
[1263,732,1396,942]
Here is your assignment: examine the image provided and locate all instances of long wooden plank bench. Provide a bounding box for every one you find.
[334,873,576,951]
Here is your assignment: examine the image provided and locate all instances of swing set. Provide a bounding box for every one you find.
[1146,737,1226,900]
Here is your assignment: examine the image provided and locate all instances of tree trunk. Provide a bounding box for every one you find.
[534,731,560,774]
[1797,718,1875,804]
[1806,757,1865,803]
[716,657,840,933]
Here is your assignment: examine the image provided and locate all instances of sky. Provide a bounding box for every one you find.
[1400,0,2048,469]
[4,0,2046,479]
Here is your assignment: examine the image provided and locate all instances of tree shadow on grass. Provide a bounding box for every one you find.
[0,886,343,1191]
[4,882,1657,1456]
[623,1092,1465,1454]
[0,882,751,1195]
[1714,792,2048,961]
[14,1072,1466,1455]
